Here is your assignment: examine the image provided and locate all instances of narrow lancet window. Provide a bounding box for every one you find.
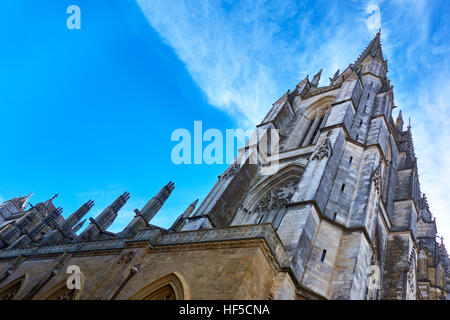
[320,249,327,262]
[308,116,325,145]
[299,118,315,147]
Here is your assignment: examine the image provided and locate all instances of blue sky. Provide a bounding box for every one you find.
[0,0,449,245]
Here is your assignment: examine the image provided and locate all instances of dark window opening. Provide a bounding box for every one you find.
[258,214,265,224]
[320,249,327,262]
[349,156,353,164]
[359,120,363,127]
[299,119,314,147]
[333,212,337,221]
[308,116,325,145]
[341,183,346,191]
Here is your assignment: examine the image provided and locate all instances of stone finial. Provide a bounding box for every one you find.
[61,200,94,234]
[117,183,176,238]
[77,192,130,241]
[310,69,322,88]
[72,219,86,234]
[139,182,175,223]
[9,193,33,211]
[94,192,130,231]
[395,110,404,131]
[329,69,340,84]
[170,199,199,232]
[7,207,63,249]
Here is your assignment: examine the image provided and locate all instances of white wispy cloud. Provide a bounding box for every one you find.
[366,3,381,31]
[412,78,450,244]
[376,0,450,247]
[136,0,449,246]
[136,0,372,128]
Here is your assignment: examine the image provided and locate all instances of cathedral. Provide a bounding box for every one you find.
[0,32,448,300]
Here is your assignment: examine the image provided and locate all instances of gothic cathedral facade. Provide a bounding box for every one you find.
[0,33,448,300]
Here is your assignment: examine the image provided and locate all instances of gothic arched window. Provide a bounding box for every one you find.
[298,106,331,147]
[282,96,334,150]
[231,164,304,228]
[251,177,300,229]
[142,285,176,300]
[129,272,190,300]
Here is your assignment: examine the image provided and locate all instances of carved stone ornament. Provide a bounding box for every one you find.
[372,161,382,194]
[329,69,340,84]
[253,178,299,214]
[406,251,417,300]
[310,131,332,161]
[117,251,135,264]
[317,106,331,117]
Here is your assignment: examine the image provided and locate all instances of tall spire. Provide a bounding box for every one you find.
[353,30,383,69]
[40,194,59,216]
[44,194,58,205]
[10,193,33,212]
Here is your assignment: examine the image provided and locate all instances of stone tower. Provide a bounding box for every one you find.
[180,31,448,299]
[0,32,447,300]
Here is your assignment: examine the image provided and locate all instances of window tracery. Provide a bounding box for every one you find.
[250,177,300,228]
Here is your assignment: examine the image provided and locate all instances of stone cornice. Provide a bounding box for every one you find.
[360,71,384,82]
[306,83,342,99]
[331,97,357,115]
[183,214,216,228]
[0,224,288,274]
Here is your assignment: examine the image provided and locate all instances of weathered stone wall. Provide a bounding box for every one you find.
[382,233,413,299]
